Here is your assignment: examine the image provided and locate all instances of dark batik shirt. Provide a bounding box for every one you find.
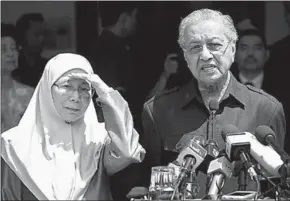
[141,73,285,198]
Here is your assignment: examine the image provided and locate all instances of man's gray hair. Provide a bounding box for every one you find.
[178,9,238,49]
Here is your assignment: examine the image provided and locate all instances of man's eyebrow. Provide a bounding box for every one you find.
[189,36,224,43]
[207,37,226,43]
[189,39,201,44]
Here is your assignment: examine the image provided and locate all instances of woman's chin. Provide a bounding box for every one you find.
[63,115,81,123]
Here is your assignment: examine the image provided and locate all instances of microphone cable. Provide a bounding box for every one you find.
[254,177,261,200]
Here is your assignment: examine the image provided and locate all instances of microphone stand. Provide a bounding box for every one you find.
[279,159,290,188]
[277,159,290,199]
[238,168,248,191]
[180,170,198,200]
[171,159,193,200]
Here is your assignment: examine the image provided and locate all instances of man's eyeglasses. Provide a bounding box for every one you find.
[53,83,95,98]
[183,39,233,56]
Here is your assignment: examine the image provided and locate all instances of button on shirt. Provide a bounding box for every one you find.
[140,73,285,198]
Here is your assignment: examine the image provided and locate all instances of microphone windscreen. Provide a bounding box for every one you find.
[255,125,276,145]
[209,98,219,111]
[126,187,148,199]
[221,124,239,140]
[192,135,206,147]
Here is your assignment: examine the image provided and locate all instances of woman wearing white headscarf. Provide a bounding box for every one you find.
[1,53,145,200]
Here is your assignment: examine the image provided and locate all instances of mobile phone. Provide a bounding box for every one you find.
[221,191,257,200]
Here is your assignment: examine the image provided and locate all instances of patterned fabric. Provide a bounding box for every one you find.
[1,53,145,200]
[1,79,34,132]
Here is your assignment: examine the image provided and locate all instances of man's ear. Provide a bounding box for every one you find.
[183,51,189,64]
[231,42,237,57]
[231,42,237,63]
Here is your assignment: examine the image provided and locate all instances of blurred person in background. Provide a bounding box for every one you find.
[87,2,138,97]
[1,22,34,133]
[87,2,141,129]
[146,50,192,100]
[86,3,143,201]
[12,13,47,88]
[231,29,271,90]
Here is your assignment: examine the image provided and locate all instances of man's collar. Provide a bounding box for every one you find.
[223,72,246,107]
[180,72,246,109]
[238,71,264,89]
[179,79,202,109]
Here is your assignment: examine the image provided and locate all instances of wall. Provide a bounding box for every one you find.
[265,1,289,45]
[1,1,77,58]
[3,1,289,53]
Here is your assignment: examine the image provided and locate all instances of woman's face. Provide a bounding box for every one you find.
[51,69,92,122]
[1,36,19,73]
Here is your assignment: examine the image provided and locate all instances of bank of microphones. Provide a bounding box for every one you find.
[128,124,290,200]
[168,136,208,200]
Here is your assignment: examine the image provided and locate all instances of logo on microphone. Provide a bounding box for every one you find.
[213,148,219,157]
[190,141,207,158]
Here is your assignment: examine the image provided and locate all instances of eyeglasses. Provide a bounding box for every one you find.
[53,83,94,98]
[183,39,233,56]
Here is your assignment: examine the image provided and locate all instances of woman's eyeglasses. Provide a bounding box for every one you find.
[53,83,95,98]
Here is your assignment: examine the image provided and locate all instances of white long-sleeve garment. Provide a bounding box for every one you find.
[1,53,145,200]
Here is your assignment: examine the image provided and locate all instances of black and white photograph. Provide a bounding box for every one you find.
[1,1,290,200]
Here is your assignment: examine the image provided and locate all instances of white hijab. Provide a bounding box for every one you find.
[1,53,109,200]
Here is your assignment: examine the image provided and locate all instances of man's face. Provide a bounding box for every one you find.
[236,35,269,72]
[1,36,19,73]
[183,20,236,85]
[25,21,46,53]
[123,8,138,37]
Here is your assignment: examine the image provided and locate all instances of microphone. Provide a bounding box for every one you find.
[221,125,259,183]
[222,125,283,176]
[255,125,290,163]
[208,99,219,141]
[170,138,207,198]
[255,126,290,189]
[199,99,220,174]
[205,155,234,199]
[221,125,248,190]
[127,187,149,200]
[244,129,284,177]
[198,139,220,174]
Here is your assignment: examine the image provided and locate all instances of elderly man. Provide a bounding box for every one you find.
[140,9,286,198]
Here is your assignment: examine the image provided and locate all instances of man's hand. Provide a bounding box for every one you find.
[163,53,179,78]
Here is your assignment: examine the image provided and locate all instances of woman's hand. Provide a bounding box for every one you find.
[68,73,113,96]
